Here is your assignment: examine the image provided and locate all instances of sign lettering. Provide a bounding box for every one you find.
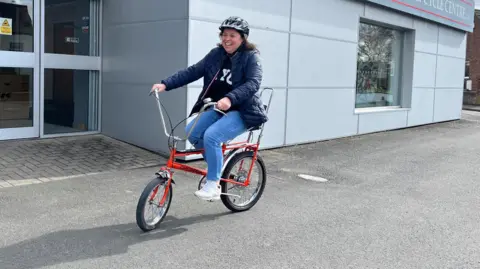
[357,0,475,32]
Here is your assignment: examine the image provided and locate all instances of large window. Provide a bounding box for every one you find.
[41,0,101,136]
[44,0,99,56]
[355,22,404,108]
[0,0,34,52]
[0,67,34,129]
[43,69,99,134]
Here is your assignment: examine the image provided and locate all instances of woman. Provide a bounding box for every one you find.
[151,16,268,201]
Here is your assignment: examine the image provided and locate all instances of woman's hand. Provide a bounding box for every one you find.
[216,97,232,111]
[151,83,166,94]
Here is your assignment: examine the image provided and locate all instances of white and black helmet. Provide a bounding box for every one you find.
[219,16,250,37]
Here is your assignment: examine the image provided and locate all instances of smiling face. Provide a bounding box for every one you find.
[220,28,243,54]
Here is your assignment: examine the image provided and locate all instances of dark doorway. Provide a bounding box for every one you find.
[45,22,75,127]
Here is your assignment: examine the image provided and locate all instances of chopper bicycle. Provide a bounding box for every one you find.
[135,88,273,232]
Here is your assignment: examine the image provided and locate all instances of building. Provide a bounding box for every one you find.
[0,0,476,158]
[0,0,100,141]
[464,8,480,105]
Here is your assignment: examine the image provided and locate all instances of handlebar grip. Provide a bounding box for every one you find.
[214,107,227,116]
[200,101,227,116]
[150,88,161,97]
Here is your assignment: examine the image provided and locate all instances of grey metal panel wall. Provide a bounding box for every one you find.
[98,0,467,155]
[186,0,467,149]
[100,0,189,155]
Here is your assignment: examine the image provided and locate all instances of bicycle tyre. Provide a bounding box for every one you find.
[197,175,206,190]
[220,151,267,212]
[136,177,173,232]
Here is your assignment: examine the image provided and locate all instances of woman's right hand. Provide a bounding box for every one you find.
[151,83,166,94]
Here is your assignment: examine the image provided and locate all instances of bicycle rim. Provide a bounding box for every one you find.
[221,151,266,211]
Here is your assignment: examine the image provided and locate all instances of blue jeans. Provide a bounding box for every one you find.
[185,109,247,182]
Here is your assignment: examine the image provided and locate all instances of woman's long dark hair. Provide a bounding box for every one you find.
[243,39,257,51]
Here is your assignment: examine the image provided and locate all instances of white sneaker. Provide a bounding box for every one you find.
[195,180,221,201]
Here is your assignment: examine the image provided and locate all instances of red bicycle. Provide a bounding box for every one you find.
[135,88,273,232]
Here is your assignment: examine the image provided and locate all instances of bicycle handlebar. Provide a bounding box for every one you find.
[200,97,228,116]
[150,89,226,142]
[151,87,274,143]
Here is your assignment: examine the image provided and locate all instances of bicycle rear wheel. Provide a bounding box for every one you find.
[220,151,266,212]
[136,177,173,232]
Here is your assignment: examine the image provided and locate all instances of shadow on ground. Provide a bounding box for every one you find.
[0,212,231,269]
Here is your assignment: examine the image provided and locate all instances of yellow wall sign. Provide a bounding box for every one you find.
[1,18,12,36]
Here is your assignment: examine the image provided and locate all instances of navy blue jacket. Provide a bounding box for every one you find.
[161,45,268,129]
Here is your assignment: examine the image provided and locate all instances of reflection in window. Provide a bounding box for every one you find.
[465,61,470,78]
[0,67,33,129]
[355,22,404,108]
[43,69,99,134]
[0,0,34,52]
[44,0,99,56]
[464,61,472,91]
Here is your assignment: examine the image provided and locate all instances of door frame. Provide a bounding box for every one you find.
[39,0,102,138]
[0,0,40,140]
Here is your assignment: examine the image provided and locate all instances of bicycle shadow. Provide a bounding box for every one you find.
[0,212,231,269]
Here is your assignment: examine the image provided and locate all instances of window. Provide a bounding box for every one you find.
[465,61,470,78]
[355,22,404,108]
[464,61,471,91]
[0,67,34,129]
[44,0,100,56]
[0,0,34,52]
[43,69,99,134]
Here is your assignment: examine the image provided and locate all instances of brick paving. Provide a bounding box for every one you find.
[0,135,164,187]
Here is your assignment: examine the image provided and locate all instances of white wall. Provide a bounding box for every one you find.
[186,0,291,151]
[186,0,467,150]
[109,0,466,155]
[409,17,466,127]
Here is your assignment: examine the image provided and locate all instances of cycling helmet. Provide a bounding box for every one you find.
[219,16,250,37]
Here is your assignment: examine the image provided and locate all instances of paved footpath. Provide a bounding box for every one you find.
[1,112,480,268]
[0,135,162,187]
[463,105,480,112]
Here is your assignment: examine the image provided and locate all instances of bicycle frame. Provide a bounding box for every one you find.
[152,88,274,188]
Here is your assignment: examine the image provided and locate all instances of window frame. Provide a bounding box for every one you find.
[354,18,415,114]
[43,0,100,57]
[0,0,35,53]
[39,0,102,138]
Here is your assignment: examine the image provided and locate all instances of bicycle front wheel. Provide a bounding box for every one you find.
[220,151,267,212]
[136,177,173,232]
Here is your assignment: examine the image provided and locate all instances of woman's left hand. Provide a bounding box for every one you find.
[216,97,232,111]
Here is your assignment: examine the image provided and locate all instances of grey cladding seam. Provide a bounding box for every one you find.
[284,0,294,145]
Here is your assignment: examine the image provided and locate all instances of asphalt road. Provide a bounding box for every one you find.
[1,111,480,269]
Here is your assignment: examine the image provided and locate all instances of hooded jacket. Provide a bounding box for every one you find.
[161,44,268,129]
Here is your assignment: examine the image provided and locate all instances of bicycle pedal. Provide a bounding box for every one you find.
[220,192,240,198]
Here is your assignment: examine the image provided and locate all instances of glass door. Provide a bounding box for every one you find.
[0,0,40,140]
[40,0,100,137]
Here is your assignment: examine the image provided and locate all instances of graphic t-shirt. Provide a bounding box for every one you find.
[204,57,236,111]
